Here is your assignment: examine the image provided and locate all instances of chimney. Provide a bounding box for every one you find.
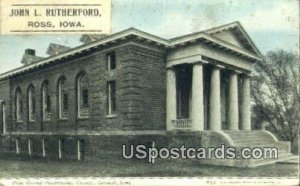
[46,43,71,56]
[21,48,43,66]
[79,34,109,44]
[25,48,36,56]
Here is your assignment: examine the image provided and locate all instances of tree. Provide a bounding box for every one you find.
[251,49,299,144]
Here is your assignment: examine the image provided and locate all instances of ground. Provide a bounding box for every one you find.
[0,154,298,177]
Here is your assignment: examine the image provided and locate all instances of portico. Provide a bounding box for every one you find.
[164,22,262,133]
[166,57,251,132]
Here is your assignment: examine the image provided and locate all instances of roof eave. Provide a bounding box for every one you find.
[0,26,262,80]
[0,28,168,80]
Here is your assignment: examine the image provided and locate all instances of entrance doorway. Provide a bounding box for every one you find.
[175,64,192,119]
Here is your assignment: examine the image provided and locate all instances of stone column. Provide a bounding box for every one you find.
[166,68,177,131]
[228,71,239,130]
[191,63,204,131]
[209,66,222,130]
[241,75,251,130]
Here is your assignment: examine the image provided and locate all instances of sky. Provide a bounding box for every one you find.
[0,0,299,74]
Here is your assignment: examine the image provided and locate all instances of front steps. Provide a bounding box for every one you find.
[200,130,294,168]
[277,156,299,164]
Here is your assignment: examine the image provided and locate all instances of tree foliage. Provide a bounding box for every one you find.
[251,49,299,143]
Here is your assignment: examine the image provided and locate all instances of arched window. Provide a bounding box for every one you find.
[58,77,68,119]
[15,87,23,122]
[42,81,51,120]
[77,72,89,118]
[28,85,36,122]
[1,102,6,134]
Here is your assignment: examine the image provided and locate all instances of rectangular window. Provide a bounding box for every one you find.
[107,52,116,70]
[77,139,85,161]
[61,139,65,153]
[107,81,116,115]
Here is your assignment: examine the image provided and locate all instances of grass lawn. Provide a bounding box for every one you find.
[0,154,298,178]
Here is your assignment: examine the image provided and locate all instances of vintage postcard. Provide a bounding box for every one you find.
[0,0,299,185]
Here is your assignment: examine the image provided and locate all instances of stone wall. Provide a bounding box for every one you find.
[6,40,166,133]
[9,134,169,161]
[0,79,11,133]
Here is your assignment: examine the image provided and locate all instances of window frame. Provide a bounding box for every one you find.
[77,73,89,119]
[15,88,23,123]
[42,82,51,121]
[28,85,36,122]
[58,77,68,120]
[107,80,117,117]
[107,52,116,70]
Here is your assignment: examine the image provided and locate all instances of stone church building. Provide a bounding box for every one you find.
[0,22,293,167]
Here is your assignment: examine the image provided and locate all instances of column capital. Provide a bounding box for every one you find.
[231,69,243,74]
[214,64,226,69]
[196,60,209,65]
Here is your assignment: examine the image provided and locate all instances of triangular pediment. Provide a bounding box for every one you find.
[204,22,261,56]
[210,29,247,49]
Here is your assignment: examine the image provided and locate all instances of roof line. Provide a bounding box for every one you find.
[170,21,239,41]
[168,28,261,61]
[0,23,262,80]
[201,33,262,61]
[233,22,263,57]
[0,28,168,79]
[202,21,239,34]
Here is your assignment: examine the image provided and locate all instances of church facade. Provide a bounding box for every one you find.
[0,22,293,167]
